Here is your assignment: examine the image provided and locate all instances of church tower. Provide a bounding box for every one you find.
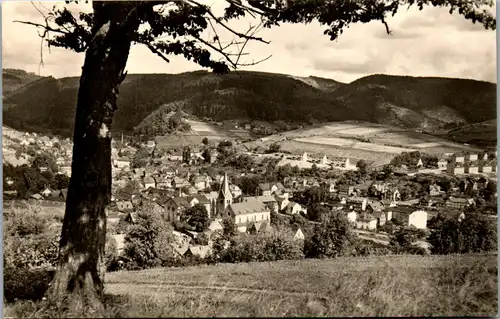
[218,172,233,216]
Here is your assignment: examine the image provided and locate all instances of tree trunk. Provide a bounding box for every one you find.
[46,3,141,311]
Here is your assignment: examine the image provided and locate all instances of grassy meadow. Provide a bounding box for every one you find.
[5,254,497,318]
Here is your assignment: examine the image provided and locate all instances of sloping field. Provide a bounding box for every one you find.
[352,142,415,154]
[244,121,488,167]
[278,141,396,166]
[335,127,389,136]
[295,137,354,147]
[412,142,443,148]
[185,120,218,135]
[96,254,497,317]
[369,131,439,146]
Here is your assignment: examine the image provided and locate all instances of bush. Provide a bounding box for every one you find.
[4,266,55,302]
[304,212,356,259]
[123,210,175,269]
[213,231,303,264]
[428,213,497,255]
[105,233,119,270]
[4,233,59,270]
[5,205,49,237]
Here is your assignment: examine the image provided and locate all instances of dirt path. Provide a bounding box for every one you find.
[106,282,326,298]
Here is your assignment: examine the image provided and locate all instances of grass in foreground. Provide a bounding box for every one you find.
[4,254,497,318]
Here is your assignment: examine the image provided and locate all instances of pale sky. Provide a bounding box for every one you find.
[2,1,497,83]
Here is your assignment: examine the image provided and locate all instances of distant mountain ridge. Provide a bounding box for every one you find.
[2,69,496,142]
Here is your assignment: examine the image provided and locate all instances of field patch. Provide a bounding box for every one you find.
[412,142,443,148]
[186,120,217,134]
[352,142,415,154]
[295,137,353,147]
[336,127,388,136]
[278,141,396,166]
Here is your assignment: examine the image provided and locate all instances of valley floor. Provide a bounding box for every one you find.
[9,254,492,318]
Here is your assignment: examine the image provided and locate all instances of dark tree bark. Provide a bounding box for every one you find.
[46,2,144,310]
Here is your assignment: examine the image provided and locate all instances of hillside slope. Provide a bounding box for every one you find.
[105,255,496,317]
[443,119,497,148]
[3,69,496,139]
[2,69,43,97]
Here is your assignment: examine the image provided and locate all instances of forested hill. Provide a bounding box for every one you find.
[3,69,496,138]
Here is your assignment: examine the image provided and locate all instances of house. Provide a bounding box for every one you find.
[346,211,357,224]
[164,197,191,221]
[172,243,190,259]
[172,177,191,190]
[154,176,172,189]
[416,158,423,168]
[356,212,377,230]
[257,182,285,196]
[60,166,72,176]
[420,196,445,208]
[208,149,218,164]
[247,221,265,235]
[184,246,212,259]
[429,184,442,196]
[251,195,279,213]
[140,199,164,215]
[366,201,384,214]
[229,184,242,198]
[114,157,131,169]
[437,158,448,170]
[225,198,271,233]
[291,227,305,240]
[248,221,275,235]
[166,149,183,161]
[41,187,52,197]
[192,174,212,191]
[385,206,428,229]
[480,158,497,173]
[186,195,212,218]
[337,185,355,199]
[186,186,199,195]
[142,176,156,190]
[445,196,474,210]
[275,194,290,211]
[285,201,306,215]
[346,197,368,211]
[372,211,387,226]
[208,220,224,232]
[116,200,134,212]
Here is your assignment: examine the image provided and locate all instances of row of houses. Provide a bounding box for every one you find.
[444,151,497,175]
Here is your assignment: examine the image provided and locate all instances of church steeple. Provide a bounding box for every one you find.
[218,172,233,216]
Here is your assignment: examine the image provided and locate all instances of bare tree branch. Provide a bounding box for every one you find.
[186,0,271,44]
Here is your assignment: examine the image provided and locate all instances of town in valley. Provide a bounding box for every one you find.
[3,110,497,261]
